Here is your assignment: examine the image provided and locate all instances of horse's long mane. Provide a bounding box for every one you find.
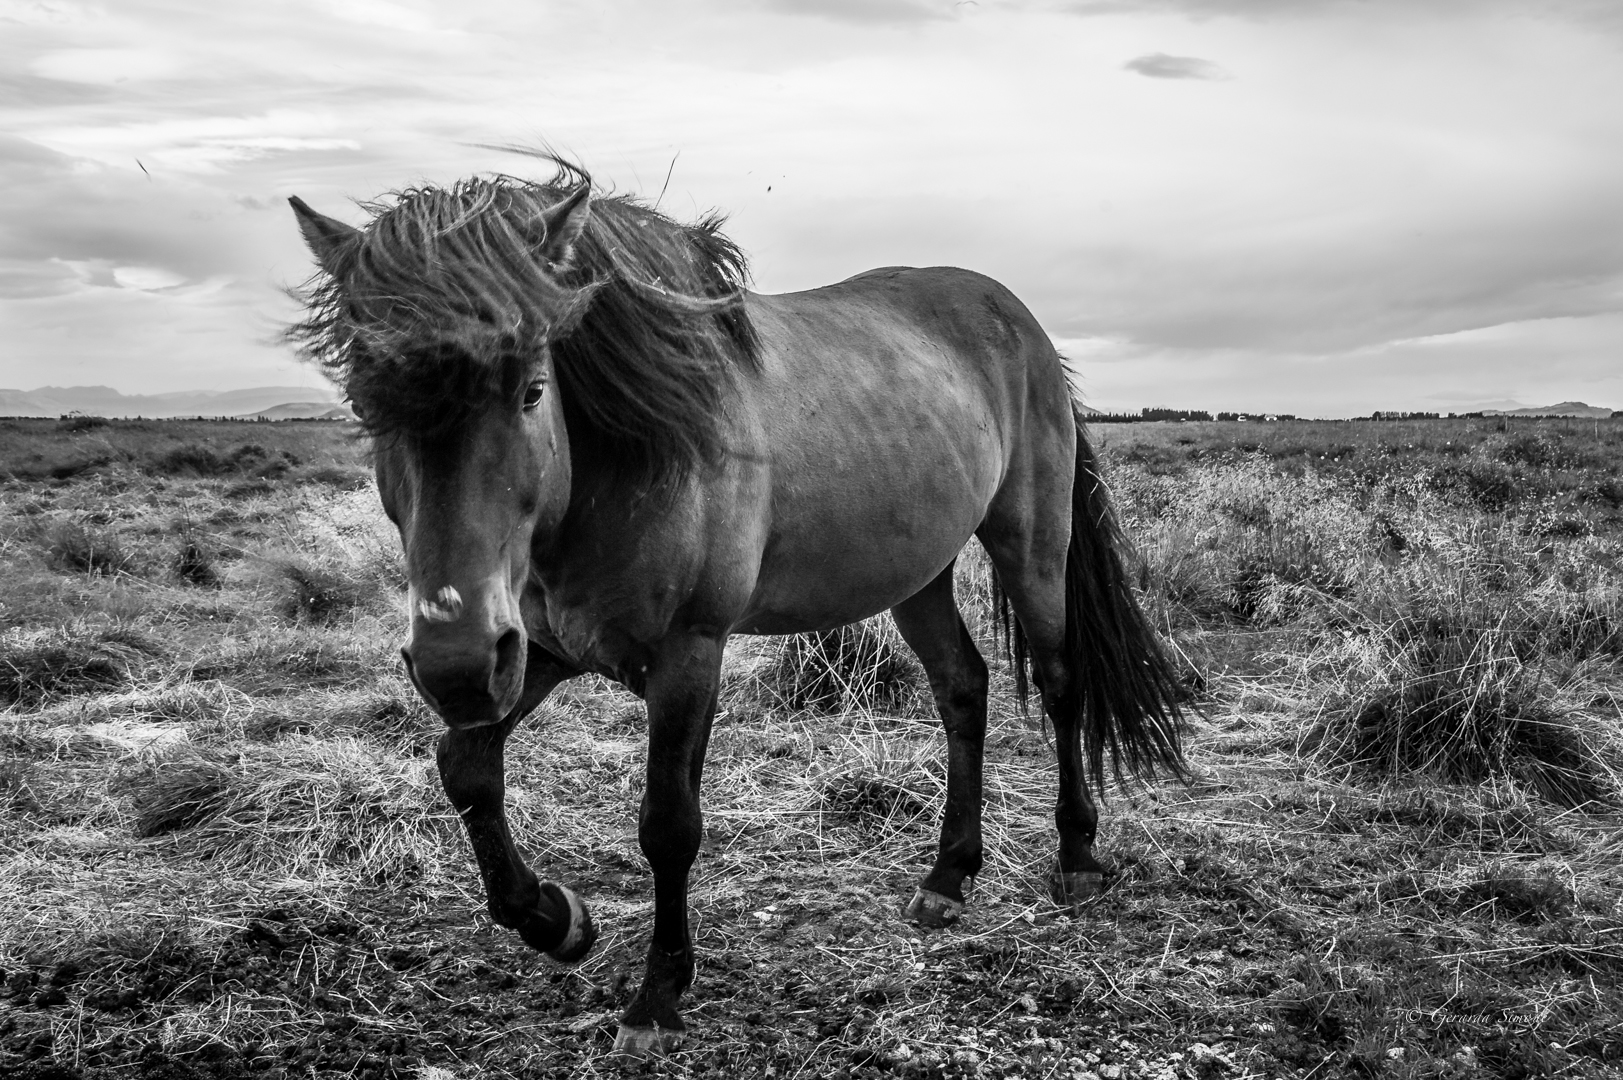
[288,161,759,487]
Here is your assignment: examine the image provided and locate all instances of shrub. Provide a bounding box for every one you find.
[56,414,109,432]
[1121,458,1360,628]
[43,520,137,576]
[47,454,114,480]
[1428,461,1518,512]
[1491,431,1585,470]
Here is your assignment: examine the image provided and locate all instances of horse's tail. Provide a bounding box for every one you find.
[995,405,1188,793]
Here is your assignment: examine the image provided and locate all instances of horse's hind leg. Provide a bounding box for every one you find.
[979,533,1106,910]
[890,561,988,928]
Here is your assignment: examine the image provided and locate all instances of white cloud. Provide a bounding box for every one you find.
[0,0,1619,409]
[111,264,184,290]
[322,0,443,32]
[31,47,181,83]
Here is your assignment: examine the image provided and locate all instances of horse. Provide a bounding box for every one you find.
[287,161,1185,1057]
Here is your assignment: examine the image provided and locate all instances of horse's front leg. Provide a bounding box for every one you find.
[436,650,596,963]
[613,633,724,1057]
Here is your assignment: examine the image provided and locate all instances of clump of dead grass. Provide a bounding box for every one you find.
[244,683,438,749]
[132,758,236,837]
[41,520,138,577]
[0,625,158,709]
[173,533,221,587]
[763,617,928,716]
[120,740,459,882]
[0,758,42,814]
[1299,566,1622,807]
[272,557,372,623]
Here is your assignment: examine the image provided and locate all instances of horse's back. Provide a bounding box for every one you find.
[731,267,1069,633]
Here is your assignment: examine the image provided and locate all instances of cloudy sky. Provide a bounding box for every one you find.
[4,0,1621,415]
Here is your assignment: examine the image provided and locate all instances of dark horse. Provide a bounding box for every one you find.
[288,163,1184,1056]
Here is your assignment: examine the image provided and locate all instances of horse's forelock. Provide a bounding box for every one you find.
[288,168,759,477]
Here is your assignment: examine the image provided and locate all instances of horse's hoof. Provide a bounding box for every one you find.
[613,1023,683,1058]
[903,888,964,929]
[1049,869,1105,911]
[546,884,597,964]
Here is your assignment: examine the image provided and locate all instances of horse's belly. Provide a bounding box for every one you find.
[735,434,1001,634]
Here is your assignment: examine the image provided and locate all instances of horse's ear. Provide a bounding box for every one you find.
[289,196,361,277]
[533,185,591,270]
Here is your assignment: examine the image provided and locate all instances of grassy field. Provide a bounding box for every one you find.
[1,415,1620,1080]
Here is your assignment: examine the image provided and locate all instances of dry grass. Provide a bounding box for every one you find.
[41,520,139,577]
[762,617,929,716]
[1,418,1620,1079]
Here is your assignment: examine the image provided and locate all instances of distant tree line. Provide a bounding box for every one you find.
[1088,408,1297,423]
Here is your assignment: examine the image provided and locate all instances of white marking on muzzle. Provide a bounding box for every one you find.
[417,585,464,623]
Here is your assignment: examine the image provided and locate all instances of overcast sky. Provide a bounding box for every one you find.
[4,0,1621,415]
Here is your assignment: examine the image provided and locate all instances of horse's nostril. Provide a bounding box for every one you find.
[400,646,440,709]
[493,628,524,684]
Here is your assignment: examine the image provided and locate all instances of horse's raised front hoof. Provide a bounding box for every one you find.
[903,888,964,929]
[1049,869,1105,911]
[613,1023,683,1058]
[545,883,597,964]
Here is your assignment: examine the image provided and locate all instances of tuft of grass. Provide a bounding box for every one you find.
[0,626,156,708]
[1300,579,1619,807]
[273,558,371,624]
[0,758,42,814]
[42,520,137,576]
[148,442,299,479]
[243,684,438,750]
[293,463,372,490]
[173,534,221,587]
[131,758,236,837]
[1458,867,1574,922]
[819,774,930,834]
[120,741,455,882]
[764,618,927,715]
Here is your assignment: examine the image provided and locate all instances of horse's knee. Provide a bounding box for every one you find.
[436,732,503,807]
[638,787,702,868]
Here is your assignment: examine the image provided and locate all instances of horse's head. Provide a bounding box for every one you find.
[288,181,593,728]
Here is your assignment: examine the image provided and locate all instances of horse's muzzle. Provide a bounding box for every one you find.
[401,625,526,728]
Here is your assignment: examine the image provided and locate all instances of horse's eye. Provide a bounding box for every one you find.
[522,381,545,411]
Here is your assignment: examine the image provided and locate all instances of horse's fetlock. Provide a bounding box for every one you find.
[487,896,529,930]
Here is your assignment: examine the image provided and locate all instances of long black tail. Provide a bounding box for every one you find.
[995,406,1188,793]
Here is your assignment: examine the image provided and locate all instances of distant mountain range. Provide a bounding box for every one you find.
[1479,401,1615,418]
[0,385,348,420]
